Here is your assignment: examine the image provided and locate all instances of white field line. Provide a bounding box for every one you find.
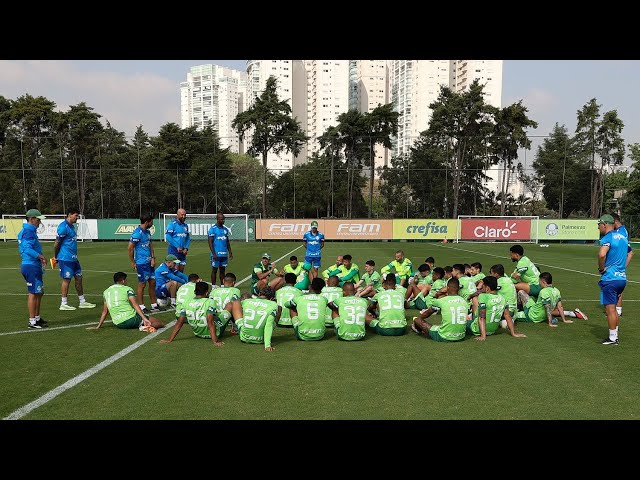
[437,243,639,285]
[2,245,303,420]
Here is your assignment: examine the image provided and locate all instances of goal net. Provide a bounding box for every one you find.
[2,214,94,242]
[160,213,249,242]
[456,215,539,243]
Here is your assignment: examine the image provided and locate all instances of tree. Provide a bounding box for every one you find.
[232,76,308,217]
[361,103,399,218]
[489,101,538,215]
[532,123,591,218]
[423,81,495,219]
[575,98,625,217]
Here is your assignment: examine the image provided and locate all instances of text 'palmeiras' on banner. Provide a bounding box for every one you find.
[460,219,532,241]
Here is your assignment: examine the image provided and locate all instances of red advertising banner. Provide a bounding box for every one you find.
[460,218,532,241]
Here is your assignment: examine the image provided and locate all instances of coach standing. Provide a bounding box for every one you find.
[18,209,48,329]
[597,214,631,346]
[165,208,190,273]
[303,220,324,280]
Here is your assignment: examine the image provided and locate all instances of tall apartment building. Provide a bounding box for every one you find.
[349,60,390,172]
[180,64,247,153]
[304,60,349,158]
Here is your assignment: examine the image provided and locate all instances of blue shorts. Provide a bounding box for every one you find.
[136,263,155,283]
[599,279,626,305]
[305,256,321,268]
[21,264,44,294]
[211,256,228,268]
[59,260,82,279]
[156,284,170,299]
[168,248,187,265]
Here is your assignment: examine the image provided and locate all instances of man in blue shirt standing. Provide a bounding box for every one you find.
[208,212,233,287]
[612,213,633,317]
[54,208,96,311]
[18,209,48,328]
[165,208,190,273]
[597,214,632,345]
[303,220,324,280]
[128,214,159,314]
[155,254,189,309]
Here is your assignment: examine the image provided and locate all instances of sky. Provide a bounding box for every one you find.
[1,60,639,165]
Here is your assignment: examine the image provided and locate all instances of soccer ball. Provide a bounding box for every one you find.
[157,298,168,307]
[500,319,508,329]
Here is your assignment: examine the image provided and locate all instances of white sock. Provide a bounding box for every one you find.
[61,297,68,305]
[151,303,157,308]
[616,307,622,315]
[171,297,176,305]
[79,295,86,303]
[609,329,618,341]
[615,326,619,333]
[29,317,36,324]
[564,311,577,317]
[140,304,147,310]
[35,315,40,321]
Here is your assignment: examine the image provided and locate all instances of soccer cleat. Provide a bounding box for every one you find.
[149,305,161,313]
[601,337,619,345]
[28,319,48,329]
[59,304,77,311]
[78,302,96,309]
[38,317,48,325]
[573,308,588,321]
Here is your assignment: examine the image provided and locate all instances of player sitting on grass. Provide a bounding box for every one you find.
[276,273,304,328]
[407,267,446,311]
[160,281,224,346]
[354,260,383,298]
[490,264,517,320]
[321,275,343,327]
[510,244,542,300]
[285,277,328,341]
[327,281,368,341]
[411,277,468,342]
[515,272,588,328]
[175,273,201,320]
[465,276,526,341]
[230,286,279,351]
[210,273,241,334]
[90,271,165,331]
[469,262,486,289]
[367,276,408,335]
[278,255,312,291]
[381,250,413,286]
[251,253,283,295]
[405,263,432,306]
[321,255,343,281]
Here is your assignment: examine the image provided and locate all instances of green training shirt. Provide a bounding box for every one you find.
[238,298,278,347]
[525,286,561,323]
[470,292,506,336]
[320,286,343,326]
[103,284,136,325]
[286,294,328,340]
[180,297,217,338]
[512,256,540,285]
[431,295,468,341]
[371,289,407,329]
[331,296,368,340]
[497,276,517,312]
[276,285,303,326]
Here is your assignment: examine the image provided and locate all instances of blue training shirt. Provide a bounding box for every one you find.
[208,224,230,256]
[600,230,630,282]
[165,219,191,253]
[56,220,78,261]
[154,262,188,286]
[303,230,324,257]
[129,226,153,265]
[17,223,43,266]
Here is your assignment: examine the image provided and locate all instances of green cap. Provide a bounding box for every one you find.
[598,214,615,225]
[25,209,46,220]
[262,253,271,260]
[310,221,319,228]
[165,254,184,265]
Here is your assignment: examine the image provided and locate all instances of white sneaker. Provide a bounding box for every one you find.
[59,304,76,311]
[79,302,96,309]
[574,308,588,321]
